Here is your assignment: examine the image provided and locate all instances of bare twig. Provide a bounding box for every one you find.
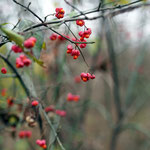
[64,0,88,19]
[40,104,66,150]
[64,22,89,67]
[0,53,30,97]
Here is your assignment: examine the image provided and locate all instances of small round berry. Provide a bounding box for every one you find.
[31,100,39,106]
[19,131,25,138]
[45,105,55,113]
[1,67,7,74]
[67,45,73,54]
[24,40,35,49]
[25,131,32,138]
[23,58,32,66]
[73,95,80,102]
[78,31,84,37]
[76,20,85,27]
[91,74,96,79]
[55,110,66,117]
[29,37,37,43]
[11,45,23,53]
[50,33,57,40]
[67,93,74,101]
[42,144,47,149]
[55,8,65,19]
[36,139,41,145]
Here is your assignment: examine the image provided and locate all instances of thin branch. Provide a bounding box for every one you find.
[12,19,21,30]
[64,0,88,19]
[12,0,92,68]
[0,53,30,97]
[39,104,66,150]
[12,0,44,23]
[64,22,89,67]
[23,0,146,33]
[104,18,122,120]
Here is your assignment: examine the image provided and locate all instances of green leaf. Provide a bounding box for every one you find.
[18,20,44,59]
[69,11,78,17]
[0,27,24,48]
[21,72,37,98]
[24,51,45,67]
[0,23,12,26]
[32,31,44,59]
[17,19,34,31]
[42,42,46,50]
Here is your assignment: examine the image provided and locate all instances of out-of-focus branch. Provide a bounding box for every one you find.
[104,17,123,150]
[0,53,30,97]
[23,0,147,33]
[64,22,89,67]
[64,0,88,19]
[12,0,91,68]
[12,0,44,23]
[40,104,66,150]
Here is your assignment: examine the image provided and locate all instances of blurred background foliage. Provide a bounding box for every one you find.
[0,0,150,150]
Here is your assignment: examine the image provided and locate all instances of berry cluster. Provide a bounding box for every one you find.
[24,37,37,49]
[45,105,55,113]
[55,8,65,19]
[78,28,92,41]
[76,20,85,27]
[80,72,95,82]
[67,93,80,102]
[1,67,7,74]
[11,45,23,53]
[45,105,66,117]
[55,110,66,117]
[31,100,39,106]
[66,45,80,59]
[36,139,47,149]
[49,33,69,41]
[16,54,31,68]
[7,97,14,107]
[18,130,32,138]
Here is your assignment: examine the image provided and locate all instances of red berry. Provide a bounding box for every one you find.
[42,144,47,149]
[78,31,84,37]
[1,67,7,74]
[55,8,65,19]
[36,139,41,145]
[91,74,96,79]
[24,40,35,48]
[76,20,85,27]
[24,37,36,49]
[80,39,87,48]
[7,97,14,107]
[50,33,57,40]
[11,45,23,53]
[67,93,74,101]
[23,58,32,66]
[55,110,66,117]
[73,95,80,102]
[16,58,24,68]
[25,131,32,138]
[71,49,80,59]
[19,131,25,138]
[31,100,39,106]
[29,37,37,43]
[45,105,55,113]
[67,45,73,54]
